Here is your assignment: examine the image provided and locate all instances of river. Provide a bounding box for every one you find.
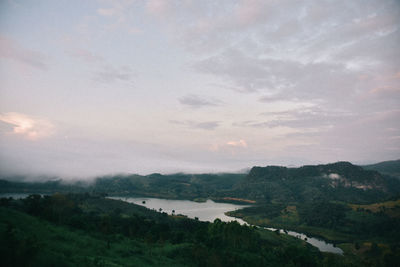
[112,196,343,254]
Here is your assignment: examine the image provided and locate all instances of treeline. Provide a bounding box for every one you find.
[0,173,246,200]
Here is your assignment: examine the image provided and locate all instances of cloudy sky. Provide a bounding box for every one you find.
[0,0,399,178]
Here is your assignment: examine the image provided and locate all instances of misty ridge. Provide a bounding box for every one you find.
[2,160,400,203]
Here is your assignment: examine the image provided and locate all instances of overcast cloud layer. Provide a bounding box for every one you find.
[0,0,399,179]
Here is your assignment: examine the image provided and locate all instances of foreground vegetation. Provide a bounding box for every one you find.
[0,193,358,267]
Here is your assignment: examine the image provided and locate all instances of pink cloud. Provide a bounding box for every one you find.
[97,8,117,16]
[235,0,265,26]
[226,139,248,148]
[0,112,55,140]
[146,0,172,17]
[210,139,248,152]
[369,85,399,95]
[0,35,48,70]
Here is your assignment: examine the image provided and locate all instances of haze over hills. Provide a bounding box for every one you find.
[2,160,400,266]
[1,160,400,205]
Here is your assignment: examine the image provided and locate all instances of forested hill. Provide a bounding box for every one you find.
[233,162,400,204]
[362,159,400,179]
[0,173,246,200]
[1,161,400,204]
[92,173,245,199]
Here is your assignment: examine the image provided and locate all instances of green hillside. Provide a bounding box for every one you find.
[93,173,246,200]
[362,160,400,179]
[233,162,400,204]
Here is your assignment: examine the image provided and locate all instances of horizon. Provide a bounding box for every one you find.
[1,159,398,182]
[1,0,399,179]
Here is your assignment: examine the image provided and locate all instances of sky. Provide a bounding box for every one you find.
[0,0,399,179]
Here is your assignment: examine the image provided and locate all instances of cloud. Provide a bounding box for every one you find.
[97,8,118,17]
[96,0,135,18]
[226,139,247,148]
[179,94,221,108]
[66,47,103,63]
[209,139,248,153]
[169,120,220,130]
[95,0,141,33]
[233,105,354,132]
[0,112,55,140]
[93,65,135,83]
[194,48,366,102]
[194,49,271,93]
[0,35,48,70]
[146,0,173,17]
[151,0,399,112]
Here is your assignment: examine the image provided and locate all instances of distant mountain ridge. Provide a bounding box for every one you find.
[234,161,400,204]
[248,162,386,190]
[362,159,400,179]
[1,161,400,204]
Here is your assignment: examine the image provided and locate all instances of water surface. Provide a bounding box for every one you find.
[265,228,343,254]
[0,193,38,199]
[113,196,343,254]
[110,196,249,224]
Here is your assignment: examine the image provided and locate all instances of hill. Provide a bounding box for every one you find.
[93,173,245,200]
[233,162,400,204]
[362,160,400,179]
[1,161,400,204]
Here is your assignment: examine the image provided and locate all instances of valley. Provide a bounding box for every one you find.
[1,160,400,266]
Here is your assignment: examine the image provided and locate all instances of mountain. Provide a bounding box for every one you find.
[362,159,400,179]
[233,161,400,204]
